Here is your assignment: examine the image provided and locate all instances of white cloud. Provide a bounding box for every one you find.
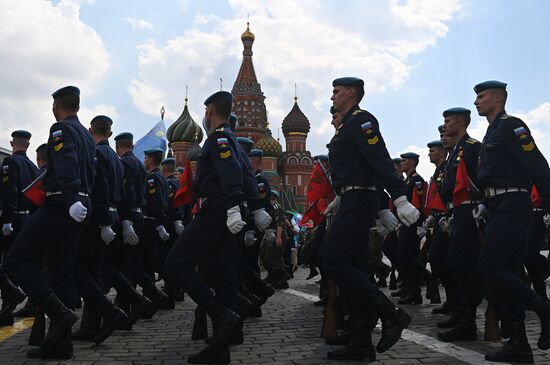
[124,17,155,30]
[128,0,462,154]
[0,0,110,157]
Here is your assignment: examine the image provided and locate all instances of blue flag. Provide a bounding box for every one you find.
[133,120,168,163]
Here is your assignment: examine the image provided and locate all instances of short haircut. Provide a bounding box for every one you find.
[210,99,232,119]
[116,139,132,150]
[150,153,163,166]
[36,143,48,160]
[348,85,365,104]
[12,137,29,147]
[56,94,79,113]
[459,113,471,128]
[162,164,176,173]
[90,120,111,136]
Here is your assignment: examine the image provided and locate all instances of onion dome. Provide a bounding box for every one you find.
[255,128,282,158]
[186,143,202,162]
[167,99,203,144]
[241,22,255,42]
[282,97,310,136]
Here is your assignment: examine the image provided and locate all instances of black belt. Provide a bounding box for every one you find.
[45,191,89,197]
[484,187,528,198]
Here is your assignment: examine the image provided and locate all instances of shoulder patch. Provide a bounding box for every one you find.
[217,138,231,158]
[361,121,379,144]
[514,126,537,152]
[52,130,62,138]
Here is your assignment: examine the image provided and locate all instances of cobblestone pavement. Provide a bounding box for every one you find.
[0,267,549,364]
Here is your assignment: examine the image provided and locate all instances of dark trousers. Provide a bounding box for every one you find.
[450,205,482,309]
[165,199,238,311]
[0,213,30,283]
[129,218,160,299]
[4,197,86,308]
[523,210,549,291]
[382,231,399,270]
[260,237,288,283]
[477,193,535,321]
[428,224,454,289]
[322,190,379,319]
[396,222,425,288]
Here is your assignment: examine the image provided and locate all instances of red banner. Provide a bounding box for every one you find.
[300,200,324,226]
[531,185,543,209]
[425,177,446,214]
[306,161,332,205]
[173,159,193,208]
[411,181,427,212]
[22,170,46,207]
[452,158,470,206]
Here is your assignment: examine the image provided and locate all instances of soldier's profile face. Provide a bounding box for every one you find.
[443,115,462,138]
[331,86,350,112]
[474,90,493,116]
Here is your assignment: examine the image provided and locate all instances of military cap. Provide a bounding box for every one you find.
[443,107,471,118]
[237,137,253,146]
[392,157,402,164]
[11,130,32,140]
[204,91,232,105]
[114,132,133,141]
[427,140,443,148]
[91,115,113,126]
[400,152,419,160]
[144,148,164,156]
[314,154,329,162]
[248,149,263,158]
[474,80,507,94]
[438,125,445,133]
[332,77,364,87]
[52,86,80,98]
[229,113,239,132]
[160,157,176,166]
[177,167,184,173]
[270,190,280,199]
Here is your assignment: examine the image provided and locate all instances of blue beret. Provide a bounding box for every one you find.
[114,132,133,141]
[144,148,164,156]
[91,115,113,126]
[314,154,328,162]
[443,107,471,118]
[11,130,32,140]
[52,86,80,98]
[392,157,402,164]
[400,152,419,160]
[160,157,176,166]
[204,91,233,105]
[248,149,263,158]
[332,77,364,87]
[229,113,239,132]
[237,137,253,146]
[438,125,445,133]
[427,140,443,148]
[270,190,280,199]
[474,80,507,94]
[176,167,184,173]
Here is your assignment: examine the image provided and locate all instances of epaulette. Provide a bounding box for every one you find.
[352,109,365,116]
[465,137,479,144]
[501,114,514,120]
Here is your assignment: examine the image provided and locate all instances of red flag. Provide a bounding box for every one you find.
[22,170,46,207]
[306,161,332,205]
[411,181,427,212]
[300,201,324,227]
[172,160,193,208]
[531,185,543,208]
[452,158,470,206]
[425,177,446,214]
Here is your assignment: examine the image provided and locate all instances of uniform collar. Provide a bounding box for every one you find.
[214,123,231,133]
[342,105,361,125]
[151,167,160,174]
[97,139,109,146]
[13,151,27,156]
[454,133,470,151]
[122,150,134,158]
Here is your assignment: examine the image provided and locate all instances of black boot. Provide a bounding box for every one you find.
[438,307,477,342]
[0,278,26,319]
[237,294,254,319]
[187,344,230,364]
[436,312,460,329]
[528,294,550,350]
[432,286,457,314]
[327,319,376,361]
[94,306,128,344]
[373,295,411,353]
[485,321,533,363]
[306,267,319,280]
[41,294,79,348]
[13,298,38,318]
[28,326,73,360]
[72,304,100,341]
[399,285,422,305]
[204,299,240,350]
[122,296,154,330]
[389,270,397,290]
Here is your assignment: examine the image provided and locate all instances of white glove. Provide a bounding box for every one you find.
[69,201,87,223]
[121,220,139,245]
[323,195,341,217]
[263,228,276,243]
[100,225,116,245]
[375,219,390,238]
[424,215,435,229]
[244,230,256,247]
[156,225,170,241]
[2,223,13,236]
[543,213,550,228]
[174,220,185,235]
[378,209,398,231]
[394,196,420,227]
[416,226,427,239]
[439,216,453,234]
[472,204,487,221]
[253,208,272,232]
[226,205,246,234]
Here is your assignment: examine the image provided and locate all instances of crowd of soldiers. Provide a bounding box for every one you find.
[0,78,549,365]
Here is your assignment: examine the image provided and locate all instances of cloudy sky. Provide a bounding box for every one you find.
[1,0,550,178]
